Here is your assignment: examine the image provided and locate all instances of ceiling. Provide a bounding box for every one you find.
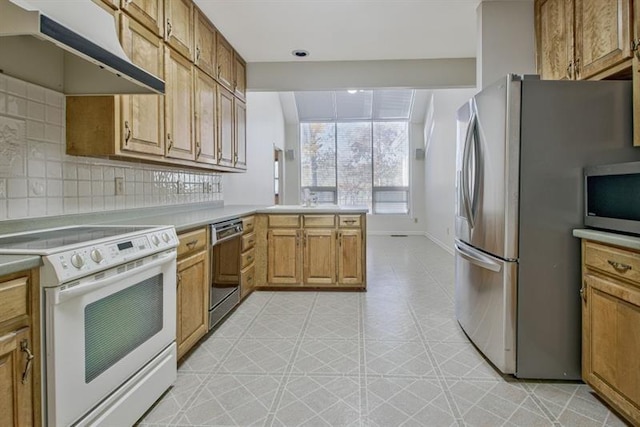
[193,0,484,63]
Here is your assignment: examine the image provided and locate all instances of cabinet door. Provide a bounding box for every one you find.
[268,229,301,284]
[216,34,234,90]
[234,54,246,100]
[121,0,163,36]
[574,0,632,79]
[535,0,575,80]
[234,99,247,170]
[0,328,34,427]
[583,273,640,425]
[194,8,216,78]
[176,251,208,360]
[120,15,165,156]
[217,85,235,168]
[164,0,193,60]
[338,229,363,285]
[194,69,218,165]
[303,229,336,285]
[165,48,195,161]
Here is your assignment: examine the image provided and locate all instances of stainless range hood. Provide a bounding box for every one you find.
[0,0,164,95]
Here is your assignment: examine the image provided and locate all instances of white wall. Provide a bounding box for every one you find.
[223,92,285,204]
[423,88,477,253]
[476,0,535,89]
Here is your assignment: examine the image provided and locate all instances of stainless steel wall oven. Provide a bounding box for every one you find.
[209,219,243,328]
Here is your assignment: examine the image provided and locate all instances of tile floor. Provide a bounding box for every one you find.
[138,236,629,426]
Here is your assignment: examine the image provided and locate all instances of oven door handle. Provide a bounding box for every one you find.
[51,251,176,305]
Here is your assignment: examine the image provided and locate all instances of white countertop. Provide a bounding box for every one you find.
[573,228,640,250]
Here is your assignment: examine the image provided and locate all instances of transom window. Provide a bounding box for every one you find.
[297,90,412,214]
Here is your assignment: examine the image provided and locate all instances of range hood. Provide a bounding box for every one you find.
[0,0,164,95]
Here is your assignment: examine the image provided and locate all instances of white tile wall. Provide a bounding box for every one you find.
[0,74,223,221]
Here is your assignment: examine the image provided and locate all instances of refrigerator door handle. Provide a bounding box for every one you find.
[461,112,476,228]
[469,114,481,222]
[455,242,502,273]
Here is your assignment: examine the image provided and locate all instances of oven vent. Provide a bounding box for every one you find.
[117,266,126,274]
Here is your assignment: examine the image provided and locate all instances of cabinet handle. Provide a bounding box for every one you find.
[247,255,253,262]
[344,219,356,224]
[248,239,255,246]
[607,259,632,273]
[166,19,172,37]
[574,58,580,79]
[566,60,574,79]
[177,273,182,285]
[633,39,640,59]
[167,133,173,151]
[20,339,34,384]
[217,64,221,77]
[196,46,201,62]
[339,232,342,246]
[579,283,587,303]
[234,153,238,164]
[186,239,199,249]
[124,120,131,145]
[196,142,202,158]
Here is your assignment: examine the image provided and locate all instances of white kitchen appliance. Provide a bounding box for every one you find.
[0,224,178,426]
[454,75,640,379]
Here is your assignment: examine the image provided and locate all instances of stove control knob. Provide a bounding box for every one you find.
[70,253,84,269]
[90,249,104,263]
[151,235,160,246]
[162,232,170,243]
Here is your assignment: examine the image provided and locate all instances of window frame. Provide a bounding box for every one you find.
[299,118,411,215]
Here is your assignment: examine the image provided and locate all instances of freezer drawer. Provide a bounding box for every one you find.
[454,240,516,374]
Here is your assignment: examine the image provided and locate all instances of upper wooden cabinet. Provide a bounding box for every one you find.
[165,48,195,161]
[194,7,217,78]
[216,34,234,90]
[120,0,164,36]
[234,99,247,170]
[194,69,218,165]
[535,0,634,80]
[218,85,235,168]
[120,15,165,156]
[164,0,193,60]
[234,54,246,100]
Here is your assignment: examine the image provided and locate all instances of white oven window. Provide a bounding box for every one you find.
[85,273,164,382]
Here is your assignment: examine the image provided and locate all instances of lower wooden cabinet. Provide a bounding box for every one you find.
[264,213,365,289]
[0,271,39,427]
[176,229,209,360]
[580,239,640,425]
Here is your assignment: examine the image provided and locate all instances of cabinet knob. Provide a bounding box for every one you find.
[196,46,201,62]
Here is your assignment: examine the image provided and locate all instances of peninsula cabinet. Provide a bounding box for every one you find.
[120,0,163,37]
[0,270,40,427]
[535,0,634,80]
[580,239,640,426]
[165,47,195,161]
[176,228,209,360]
[264,213,366,289]
[164,0,193,61]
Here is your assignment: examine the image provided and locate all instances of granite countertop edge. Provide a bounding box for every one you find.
[573,228,640,250]
[0,203,368,276]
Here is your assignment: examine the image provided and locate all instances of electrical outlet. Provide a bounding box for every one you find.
[446,227,450,235]
[414,217,418,223]
[114,177,124,195]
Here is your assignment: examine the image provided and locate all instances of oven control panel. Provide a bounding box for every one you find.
[42,226,178,284]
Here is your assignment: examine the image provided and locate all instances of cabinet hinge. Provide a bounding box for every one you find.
[632,39,640,52]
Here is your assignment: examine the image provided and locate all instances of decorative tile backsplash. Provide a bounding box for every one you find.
[0,74,222,221]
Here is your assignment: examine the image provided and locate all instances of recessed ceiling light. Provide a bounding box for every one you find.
[292,50,309,58]
[347,90,357,94]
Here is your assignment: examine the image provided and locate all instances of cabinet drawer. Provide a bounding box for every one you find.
[242,215,255,234]
[338,215,361,228]
[241,264,255,288]
[268,215,300,228]
[0,276,28,324]
[584,241,640,285]
[241,247,255,269]
[242,232,256,251]
[177,228,208,258]
[304,215,335,228]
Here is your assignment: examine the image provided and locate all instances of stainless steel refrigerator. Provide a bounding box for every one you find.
[454,74,640,379]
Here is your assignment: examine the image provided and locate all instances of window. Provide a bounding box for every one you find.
[300,120,409,214]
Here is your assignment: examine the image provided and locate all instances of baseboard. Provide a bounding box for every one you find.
[424,231,454,256]
[366,231,426,236]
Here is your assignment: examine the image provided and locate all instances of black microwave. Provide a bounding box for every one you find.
[585,161,640,235]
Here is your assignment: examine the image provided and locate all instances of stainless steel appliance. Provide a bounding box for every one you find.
[585,161,640,235]
[454,74,640,379]
[0,225,178,426]
[209,219,243,329]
